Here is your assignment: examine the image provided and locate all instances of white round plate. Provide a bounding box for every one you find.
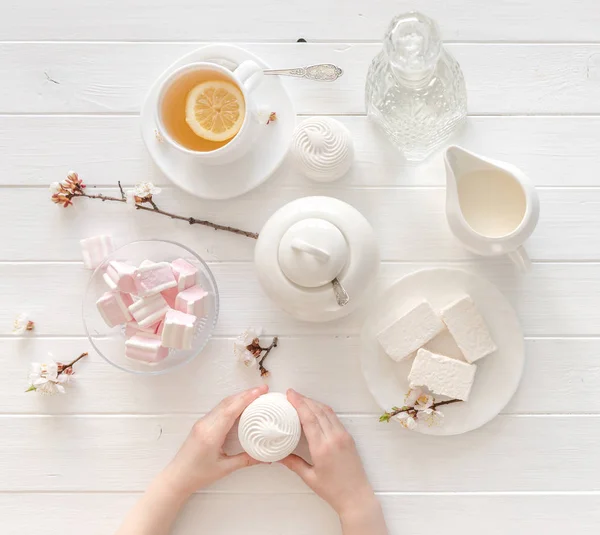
[140,44,296,200]
[360,268,524,436]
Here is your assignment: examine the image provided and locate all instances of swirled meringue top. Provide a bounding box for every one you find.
[238,392,301,462]
[290,117,354,182]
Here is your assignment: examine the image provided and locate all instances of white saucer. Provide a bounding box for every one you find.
[360,268,525,436]
[140,44,296,200]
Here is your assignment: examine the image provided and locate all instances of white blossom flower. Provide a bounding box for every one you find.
[27,358,70,395]
[12,312,33,335]
[396,411,417,430]
[133,182,161,199]
[49,182,61,194]
[414,392,434,411]
[255,105,271,124]
[234,327,263,368]
[418,408,445,426]
[404,388,423,407]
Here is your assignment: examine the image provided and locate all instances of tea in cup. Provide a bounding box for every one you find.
[156,60,264,164]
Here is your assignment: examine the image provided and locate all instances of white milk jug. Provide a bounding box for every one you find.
[444,146,540,271]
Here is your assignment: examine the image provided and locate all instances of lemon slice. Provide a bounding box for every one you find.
[185,81,245,142]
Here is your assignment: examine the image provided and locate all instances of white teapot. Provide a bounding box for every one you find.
[254,197,380,322]
[444,146,540,271]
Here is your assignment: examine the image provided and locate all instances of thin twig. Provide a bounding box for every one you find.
[258,336,278,377]
[118,181,126,200]
[57,352,88,376]
[76,189,258,239]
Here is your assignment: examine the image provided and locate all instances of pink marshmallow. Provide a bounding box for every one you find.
[125,320,161,338]
[134,262,177,297]
[81,235,114,269]
[125,334,168,364]
[96,291,133,328]
[161,286,179,308]
[175,285,208,317]
[128,293,170,328]
[104,261,137,293]
[171,258,198,291]
[161,309,197,350]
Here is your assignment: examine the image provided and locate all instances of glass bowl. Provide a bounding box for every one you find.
[82,240,219,375]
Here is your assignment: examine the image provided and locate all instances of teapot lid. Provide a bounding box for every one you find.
[254,196,380,323]
[278,218,348,288]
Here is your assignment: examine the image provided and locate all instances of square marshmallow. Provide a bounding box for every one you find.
[161,309,197,350]
[96,291,133,328]
[128,293,170,328]
[441,296,497,363]
[81,235,114,269]
[175,285,208,317]
[409,348,477,401]
[377,301,445,362]
[104,261,137,293]
[171,258,198,291]
[134,262,177,297]
[125,334,168,364]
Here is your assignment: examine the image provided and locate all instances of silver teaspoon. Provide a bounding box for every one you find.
[264,63,343,82]
[332,278,350,307]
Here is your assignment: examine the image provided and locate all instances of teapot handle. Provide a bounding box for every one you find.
[291,238,331,262]
[508,246,531,272]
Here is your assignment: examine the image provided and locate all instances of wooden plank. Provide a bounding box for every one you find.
[3,115,600,188]
[2,336,599,415]
[2,492,599,535]
[2,186,600,262]
[1,261,599,337]
[0,414,597,492]
[1,0,599,41]
[2,43,600,114]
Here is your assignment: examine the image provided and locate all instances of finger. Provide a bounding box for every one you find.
[278,454,315,486]
[222,452,262,474]
[210,385,269,433]
[287,389,324,444]
[303,397,334,435]
[319,401,345,431]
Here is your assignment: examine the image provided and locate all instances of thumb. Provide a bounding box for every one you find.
[223,452,262,474]
[279,454,315,485]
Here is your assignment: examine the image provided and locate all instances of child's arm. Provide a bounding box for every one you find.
[115,385,269,535]
[280,389,389,535]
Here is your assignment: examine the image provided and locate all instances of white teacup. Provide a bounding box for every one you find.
[155,60,264,165]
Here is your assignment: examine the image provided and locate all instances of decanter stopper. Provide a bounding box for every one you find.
[384,13,441,83]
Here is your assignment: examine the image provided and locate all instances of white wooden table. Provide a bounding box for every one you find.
[2,1,600,533]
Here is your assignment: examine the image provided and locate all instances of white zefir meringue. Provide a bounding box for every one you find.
[238,392,301,462]
[290,117,354,182]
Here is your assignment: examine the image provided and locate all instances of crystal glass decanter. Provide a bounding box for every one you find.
[365,12,467,161]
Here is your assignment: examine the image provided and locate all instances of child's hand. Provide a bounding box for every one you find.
[163,385,269,497]
[279,389,377,517]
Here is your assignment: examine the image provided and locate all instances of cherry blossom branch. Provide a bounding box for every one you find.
[51,173,259,240]
[379,398,462,422]
[257,336,279,377]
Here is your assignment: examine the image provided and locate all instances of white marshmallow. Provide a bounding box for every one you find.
[409,348,477,401]
[377,301,445,362]
[441,296,497,363]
